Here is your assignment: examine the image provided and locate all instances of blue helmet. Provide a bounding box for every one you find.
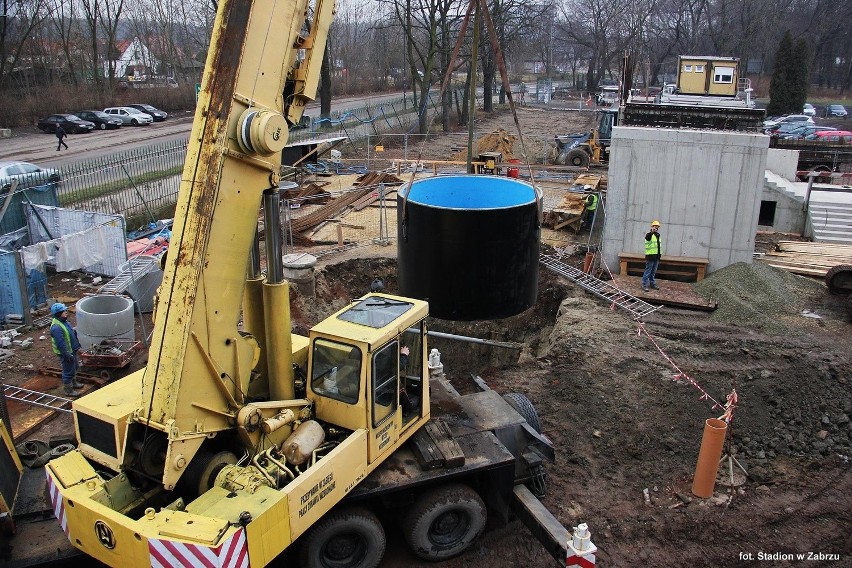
[50,302,68,316]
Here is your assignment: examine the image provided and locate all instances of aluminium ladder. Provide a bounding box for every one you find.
[539,254,661,320]
[1,384,72,412]
[98,255,159,296]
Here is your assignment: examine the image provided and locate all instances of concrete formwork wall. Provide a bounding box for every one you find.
[760,181,805,234]
[602,126,768,276]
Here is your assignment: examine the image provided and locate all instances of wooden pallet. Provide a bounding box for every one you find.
[757,241,852,278]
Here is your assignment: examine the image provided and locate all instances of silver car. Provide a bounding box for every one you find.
[0,161,61,192]
[103,106,154,126]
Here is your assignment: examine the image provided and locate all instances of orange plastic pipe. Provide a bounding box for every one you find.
[583,252,595,273]
[691,418,728,498]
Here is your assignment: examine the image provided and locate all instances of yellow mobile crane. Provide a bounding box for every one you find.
[44,0,572,566]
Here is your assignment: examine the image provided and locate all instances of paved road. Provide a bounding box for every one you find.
[0,92,412,169]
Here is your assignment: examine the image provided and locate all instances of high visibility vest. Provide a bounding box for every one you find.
[644,233,662,256]
[51,318,73,355]
[585,194,598,211]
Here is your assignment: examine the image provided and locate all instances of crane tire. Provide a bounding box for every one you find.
[825,264,852,295]
[299,506,386,568]
[502,392,542,433]
[566,148,590,168]
[403,483,486,561]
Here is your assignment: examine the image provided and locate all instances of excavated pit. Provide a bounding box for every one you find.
[291,256,574,378]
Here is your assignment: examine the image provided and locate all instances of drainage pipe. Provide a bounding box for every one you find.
[691,418,728,498]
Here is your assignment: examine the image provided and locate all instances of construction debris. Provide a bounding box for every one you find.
[284,182,332,204]
[354,172,404,187]
[290,187,374,245]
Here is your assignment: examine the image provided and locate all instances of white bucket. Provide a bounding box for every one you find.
[75,295,135,350]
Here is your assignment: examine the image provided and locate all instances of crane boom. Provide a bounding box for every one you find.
[142,0,334,489]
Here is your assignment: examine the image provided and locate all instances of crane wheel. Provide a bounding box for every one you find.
[566,148,590,168]
[402,483,486,561]
[299,506,386,568]
[502,392,542,433]
[825,264,852,295]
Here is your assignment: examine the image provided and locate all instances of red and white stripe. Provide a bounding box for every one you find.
[45,469,70,538]
[566,551,597,568]
[149,527,249,568]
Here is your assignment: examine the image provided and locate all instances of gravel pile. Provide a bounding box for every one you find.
[693,262,825,332]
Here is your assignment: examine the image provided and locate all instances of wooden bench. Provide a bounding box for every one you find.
[619,252,710,282]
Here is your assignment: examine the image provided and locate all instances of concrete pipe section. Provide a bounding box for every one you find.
[75,294,135,350]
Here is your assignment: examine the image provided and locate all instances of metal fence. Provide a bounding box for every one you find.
[56,139,186,230]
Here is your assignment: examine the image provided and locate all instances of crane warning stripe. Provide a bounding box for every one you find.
[566,552,596,568]
[149,528,248,568]
[45,469,69,538]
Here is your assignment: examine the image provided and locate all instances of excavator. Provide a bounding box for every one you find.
[43,0,575,566]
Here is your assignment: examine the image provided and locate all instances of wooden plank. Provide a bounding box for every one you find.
[764,263,827,277]
[776,242,852,255]
[409,418,465,469]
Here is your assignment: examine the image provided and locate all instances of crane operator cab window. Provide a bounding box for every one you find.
[311,339,362,404]
[372,342,399,426]
[371,330,425,427]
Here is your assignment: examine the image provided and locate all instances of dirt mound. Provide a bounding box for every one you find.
[451,128,517,161]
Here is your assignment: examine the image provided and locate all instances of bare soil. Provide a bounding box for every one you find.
[2,107,850,567]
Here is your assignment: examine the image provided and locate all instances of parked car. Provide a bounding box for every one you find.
[763,114,814,131]
[73,110,123,130]
[37,113,95,134]
[779,125,837,140]
[103,106,154,125]
[802,103,816,117]
[805,130,852,143]
[766,122,811,137]
[0,160,61,192]
[128,103,168,121]
[824,104,848,118]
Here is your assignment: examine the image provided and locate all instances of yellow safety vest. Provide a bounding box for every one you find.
[51,318,73,355]
[644,233,662,256]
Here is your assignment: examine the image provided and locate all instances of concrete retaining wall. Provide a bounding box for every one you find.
[602,127,769,276]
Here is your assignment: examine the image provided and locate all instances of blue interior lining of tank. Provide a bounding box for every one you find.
[407,176,535,209]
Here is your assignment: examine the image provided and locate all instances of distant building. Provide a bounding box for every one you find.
[107,37,159,80]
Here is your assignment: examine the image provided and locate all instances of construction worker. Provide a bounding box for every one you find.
[49,302,83,396]
[642,220,662,292]
[582,186,598,229]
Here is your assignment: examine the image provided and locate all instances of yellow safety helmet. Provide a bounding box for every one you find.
[651,220,661,227]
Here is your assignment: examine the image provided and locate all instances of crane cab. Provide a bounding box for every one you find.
[307,294,430,464]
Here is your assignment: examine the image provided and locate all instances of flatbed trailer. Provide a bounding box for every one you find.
[621,101,765,131]
[769,138,852,173]
[348,375,569,564]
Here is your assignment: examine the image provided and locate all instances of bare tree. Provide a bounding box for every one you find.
[0,0,53,92]
[384,0,466,134]
[556,0,652,90]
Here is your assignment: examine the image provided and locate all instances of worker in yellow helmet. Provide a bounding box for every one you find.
[642,220,662,292]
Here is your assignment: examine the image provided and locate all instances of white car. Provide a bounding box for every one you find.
[103,106,154,126]
[802,103,816,117]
